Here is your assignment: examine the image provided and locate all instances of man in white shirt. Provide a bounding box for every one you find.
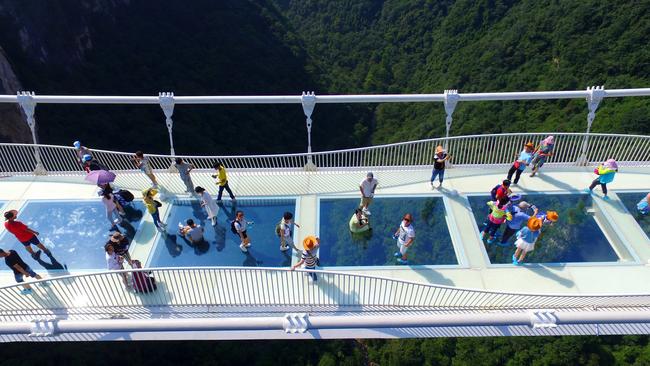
[178,219,205,244]
[359,172,378,216]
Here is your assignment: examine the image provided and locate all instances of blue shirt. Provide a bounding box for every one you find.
[517,150,533,171]
[517,227,540,243]
[507,207,531,230]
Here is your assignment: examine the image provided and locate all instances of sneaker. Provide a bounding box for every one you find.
[394,252,401,258]
[583,188,593,194]
[280,245,290,251]
[178,222,184,229]
[239,243,248,252]
[396,258,409,265]
[512,254,520,265]
[245,242,252,248]
[31,250,41,259]
[603,195,610,201]
[487,237,496,244]
[20,288,33,295]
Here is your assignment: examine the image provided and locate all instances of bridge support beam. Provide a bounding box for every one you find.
[578,85,605,165]
[301,91,317,171]
[159,92,177,172]
[443,89,459,146]
[17,91,47,175]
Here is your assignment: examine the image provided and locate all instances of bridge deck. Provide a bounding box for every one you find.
[0,166,648,296]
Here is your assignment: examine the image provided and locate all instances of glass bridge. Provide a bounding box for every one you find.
[0,88,649,341]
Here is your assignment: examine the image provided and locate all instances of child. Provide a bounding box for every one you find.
[194,186,218,226]
[513,217,543,265]
[586,159,618,199]
[530,136,555,177]
[482,197,511,244]
[291,236,320,282]
[232,210,252,252]
[278,212,300,251]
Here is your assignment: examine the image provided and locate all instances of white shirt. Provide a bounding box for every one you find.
[234,219,247,232]
[360,178,378,197]
[186,225,204,241]
[398,221,415,245]
[106,252,122,270]
[281,220,292,238]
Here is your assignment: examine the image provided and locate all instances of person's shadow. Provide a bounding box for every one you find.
[242,252,262,267]
[214,223,226,252]
[33,250,69,274]
[217,200,238,221]
[164,233,183,257]
[180,236,210,255]
[122,205,144,223]
[118,220,137,241]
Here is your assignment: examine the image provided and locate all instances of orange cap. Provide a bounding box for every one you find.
[303,235,317,250]
[527,217,542,231]
[545,210,559,222]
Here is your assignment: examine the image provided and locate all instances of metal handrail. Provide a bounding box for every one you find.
[2,133,650,178]
[0,267,648,315]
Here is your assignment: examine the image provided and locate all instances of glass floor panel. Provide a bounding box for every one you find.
[467,194,618,264]
[148,199,296,267]
[318,197,457,266]
[617,192,650,239]
[0,200,146,270]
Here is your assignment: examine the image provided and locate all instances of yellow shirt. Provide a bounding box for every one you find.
[142,188,158,213]
[216,167,228,186]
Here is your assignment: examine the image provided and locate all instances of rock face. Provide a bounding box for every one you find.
[0,45,30,143]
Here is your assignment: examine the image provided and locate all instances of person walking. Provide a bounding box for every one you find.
[507,142,535,184]
[142,188,166,231]
[513,217,543,265]
[105,243,130,288]
[4,210,51,259]
[430,145,449,189]
[102,190,124,232]
[499,201,539,245]
[0,248,48,295]
[291,236,320,282]
[529,136,555,177]
[232,210,252,253]
[107,231,132,264]
[73,140,92,167]
[586,159,618,200]
[133,151,158,187]
[277,211,300,251]
[194,186,218,226]
[359,172,378,216]
[212,162,236,201]
[393,213,415,265]
[481,197,511,244]
[175,158,195,194]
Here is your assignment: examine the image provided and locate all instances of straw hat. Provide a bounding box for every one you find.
[527,217,542,231]
[524,142,534,149]
[545,210,559,222]
[303,235,317,250]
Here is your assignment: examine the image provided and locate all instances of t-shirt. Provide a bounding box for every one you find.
[4,220,35,242]
[106,252,122,270]
[216,167,228,186]
[234,219,247,233]
[516,150,533,171]
[4,250,28,275]
[186,225,204,241]
[76,146,91,161]
[175,163,191,178]
[138,156,151,172]
[433,152,447,170]
[507,207,531,230]
[398,221,415,245]
[517,227,540,244]
[360,178,378,197]
[280,220,292,238]
[301,250,318,268]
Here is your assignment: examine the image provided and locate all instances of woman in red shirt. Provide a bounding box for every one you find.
[3,210,51,259]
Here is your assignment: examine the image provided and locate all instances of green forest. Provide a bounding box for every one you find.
[0,0,649,363]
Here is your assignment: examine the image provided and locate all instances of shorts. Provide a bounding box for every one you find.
[20,236,41,247]
[140,166,153,174]
[397,240,410,255]
[238,230,250,244]
[360,196,373,208]
[14,266,37,283]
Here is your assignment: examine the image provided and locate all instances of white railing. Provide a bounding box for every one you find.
[1,133,650,176]
[1,267,649,316]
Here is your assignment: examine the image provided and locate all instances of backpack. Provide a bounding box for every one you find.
[490,184,501,200]
[230,220,239,235]
[275,220,283,237]
[117,189,134,202]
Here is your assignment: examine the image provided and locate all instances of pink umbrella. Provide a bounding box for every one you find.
[85,170,116,185]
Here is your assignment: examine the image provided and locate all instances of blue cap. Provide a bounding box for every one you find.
[73,141,81,149]
[82,154,92,162]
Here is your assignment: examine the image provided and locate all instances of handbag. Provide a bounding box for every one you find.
[154,200,162,207]
[513,161,520,169]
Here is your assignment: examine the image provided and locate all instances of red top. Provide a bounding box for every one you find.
[4,221,34,242]
[495,186,509,200]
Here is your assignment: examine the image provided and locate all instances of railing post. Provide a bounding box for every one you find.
[159,92,177,172]
[301,91,317,171]
[577,85,605,165]
[17,91,47,175]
